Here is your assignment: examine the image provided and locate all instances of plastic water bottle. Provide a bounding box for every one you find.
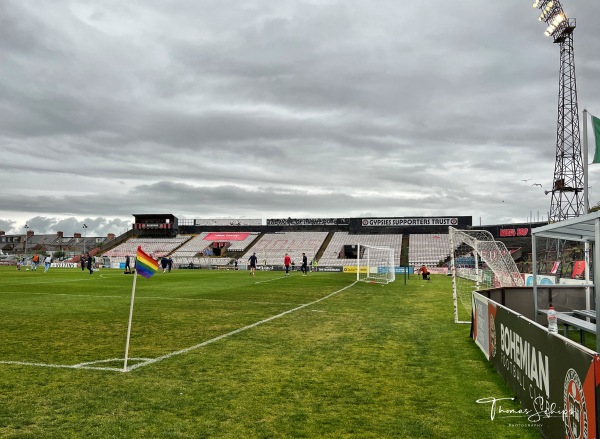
[547,305,558,333]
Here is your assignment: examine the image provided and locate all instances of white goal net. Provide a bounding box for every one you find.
[449,227,523,323]
[357,244,395,284]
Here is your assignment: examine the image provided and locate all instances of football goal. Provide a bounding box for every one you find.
[449,227,523,324]
[357,244,395,284]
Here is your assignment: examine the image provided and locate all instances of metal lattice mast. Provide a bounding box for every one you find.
[533,1,584,221]
[549,19,584,221]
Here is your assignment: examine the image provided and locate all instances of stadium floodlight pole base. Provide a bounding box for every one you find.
[357,244,395,284]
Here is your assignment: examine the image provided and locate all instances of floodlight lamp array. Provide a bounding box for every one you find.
[544,13,565,36]
[536,1,554,21]
[532,0,566,37]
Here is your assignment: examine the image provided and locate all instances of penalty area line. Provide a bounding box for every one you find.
[126,281,358,372]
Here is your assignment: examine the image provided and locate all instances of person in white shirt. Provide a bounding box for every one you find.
[43,256,51,273]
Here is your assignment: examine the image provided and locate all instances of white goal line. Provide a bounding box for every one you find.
[0,281,359,373]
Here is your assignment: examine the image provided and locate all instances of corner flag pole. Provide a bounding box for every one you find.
[123,269,139,372]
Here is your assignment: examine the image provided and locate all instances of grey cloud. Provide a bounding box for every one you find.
[0,0,598,229]
[2,216,130,237]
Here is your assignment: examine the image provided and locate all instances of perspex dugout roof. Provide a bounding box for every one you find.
[531,210,600,243]
[531,210,600,352]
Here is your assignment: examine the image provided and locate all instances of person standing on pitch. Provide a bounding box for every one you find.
[87,254,94,274]
[125,255,131,273]
[31,254,40,271]
[80,254,86,271]
[248,252,258,276]
[161,257,169,273]
[284,253,292,276]
[43,255,51,273]
[301,252,308,276]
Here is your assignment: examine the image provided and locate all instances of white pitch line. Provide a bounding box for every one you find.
[0,360,117,371]
[0,281,357,373]
[0,358,148,372]
[126,281,358,372]
[254,276,288,284]
[74,358,153,367]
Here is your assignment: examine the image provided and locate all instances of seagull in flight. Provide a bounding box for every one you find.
[521,179,531,182]
[532,183,543,187]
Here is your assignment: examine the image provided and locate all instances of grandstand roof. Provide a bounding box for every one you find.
[133,214,177,220]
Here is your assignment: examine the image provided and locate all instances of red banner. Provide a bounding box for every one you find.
[571,260,586,279]
[203,232,250,241]
[499,228,529,237]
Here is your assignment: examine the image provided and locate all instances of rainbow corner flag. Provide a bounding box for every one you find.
[136,246,158,279]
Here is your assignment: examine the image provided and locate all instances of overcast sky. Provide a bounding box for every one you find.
[1,0,599,237]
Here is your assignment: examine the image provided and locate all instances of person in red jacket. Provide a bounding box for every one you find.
[418,265,430,281]
[284,253,292,276]
[31,254,40,271]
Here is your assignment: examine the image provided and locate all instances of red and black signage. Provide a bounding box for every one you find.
[481,299,598,438]
[499,228,530,237]
[134,223,172,230]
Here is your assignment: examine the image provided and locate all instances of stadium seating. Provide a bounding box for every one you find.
[169,233,212,257]
[103,237,191,259]
[245,231,329,265]
[100,231,456,270]
[224,232,261,252]
[408,234,451,267]
[318,232,403,267]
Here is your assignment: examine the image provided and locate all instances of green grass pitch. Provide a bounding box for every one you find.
[0,266,541,438]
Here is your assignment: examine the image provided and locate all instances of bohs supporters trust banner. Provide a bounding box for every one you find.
[472,293,599,439]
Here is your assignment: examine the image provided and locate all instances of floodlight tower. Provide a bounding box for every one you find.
[532,0,584,222]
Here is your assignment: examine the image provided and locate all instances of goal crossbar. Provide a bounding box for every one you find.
[357,244,395,284]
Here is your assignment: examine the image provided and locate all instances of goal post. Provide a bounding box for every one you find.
[449,226,523,324]
[357,244,395,284]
